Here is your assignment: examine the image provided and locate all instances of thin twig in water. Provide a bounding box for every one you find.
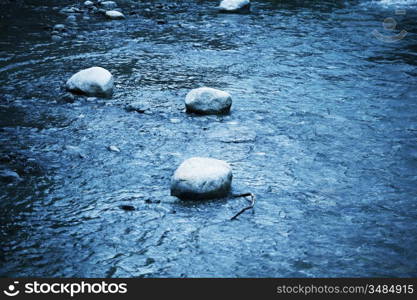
[230,193,256,220]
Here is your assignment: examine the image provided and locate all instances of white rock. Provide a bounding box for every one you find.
[105,10,125,20]
[125,101,150,113]
[53,24,65,31]
[108,145,120,152]
[66,66,114,97]
[60,7,79,14]
[207,124,256,143]
[185,87,232,115]
[219,0,250,12]
[0,170,22,183]
[51,35,63,42]
[100,1,118,9]
[171,157,232,200]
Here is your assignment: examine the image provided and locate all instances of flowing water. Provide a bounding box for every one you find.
[0,0,416,277]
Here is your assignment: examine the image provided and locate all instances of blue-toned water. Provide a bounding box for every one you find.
[0,0,416,277]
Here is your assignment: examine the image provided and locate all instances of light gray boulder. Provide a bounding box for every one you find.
[66,66,114,97]
[0,169,22,183]
[171,157,233,200]
[105,10,125,19]
[53,24,66,31]
[219,0,250,13]
[185,87,232,115]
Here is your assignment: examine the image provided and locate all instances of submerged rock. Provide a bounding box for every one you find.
[62,92,76,103]
[125,101,150,113]
[207,124,256,143]
[119,205,135,211]
[84,1,94,7]
[66,67,114,97]
[171,157,233,200]
[105,10,125,20]
[100,1,118,9]
[108,145,121,152]
[64,145,86,159]
[66,15,77,23]
[185,87,232,115]
[219,0,250,13]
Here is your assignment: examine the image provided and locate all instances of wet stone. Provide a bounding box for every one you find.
[66,67,114,97]
[219,0,251,13]
[105,10,125,20]
[51,35,63,42]
[119,205,135,211]
[125,102,150,113]
[185,87,232,115]
[145,199,161,204]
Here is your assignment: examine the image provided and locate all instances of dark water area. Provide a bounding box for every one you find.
[0,0,416,277]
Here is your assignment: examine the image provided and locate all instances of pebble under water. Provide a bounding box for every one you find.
[0,0,417,277]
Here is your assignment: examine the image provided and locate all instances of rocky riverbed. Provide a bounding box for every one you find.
[1,0,417,277]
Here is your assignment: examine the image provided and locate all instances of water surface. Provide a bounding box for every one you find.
[0,0,416,277]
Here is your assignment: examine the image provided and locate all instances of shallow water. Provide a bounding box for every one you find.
[0,0,416,277]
